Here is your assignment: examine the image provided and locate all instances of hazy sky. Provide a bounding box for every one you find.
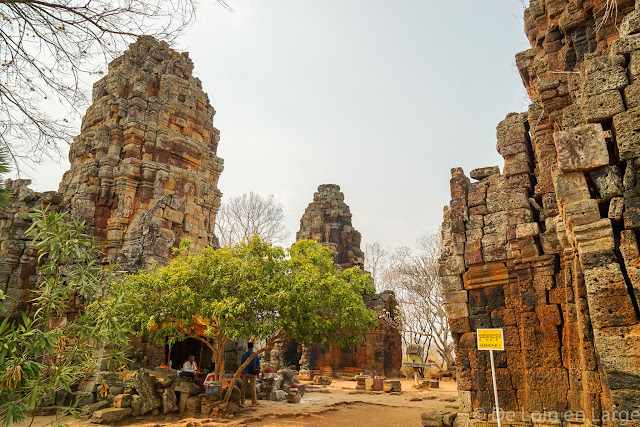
[14,1,531,251]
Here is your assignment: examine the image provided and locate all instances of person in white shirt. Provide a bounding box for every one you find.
[180,355,198,379]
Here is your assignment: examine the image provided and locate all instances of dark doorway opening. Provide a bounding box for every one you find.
[282,341,302,369]
[166,338,214,374]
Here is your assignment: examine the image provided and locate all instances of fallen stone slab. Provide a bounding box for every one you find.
[383,380,401,392]
[72,391,94,407]
[131,370,161,415]
[470,166,500,180]
[90,407,132,424]
[81,400,110,414]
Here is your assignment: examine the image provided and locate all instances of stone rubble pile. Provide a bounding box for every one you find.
[34,369,242,423]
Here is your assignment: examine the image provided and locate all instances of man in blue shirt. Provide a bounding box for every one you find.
[240,342,260,405]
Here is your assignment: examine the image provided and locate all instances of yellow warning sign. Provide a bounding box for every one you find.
[477,328,504,351]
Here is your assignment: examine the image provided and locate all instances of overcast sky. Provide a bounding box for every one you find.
[15,1,531,251]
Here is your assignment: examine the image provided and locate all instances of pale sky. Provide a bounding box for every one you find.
[14,1,531,251]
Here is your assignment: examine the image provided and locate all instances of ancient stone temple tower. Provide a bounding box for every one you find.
[0,37,224,318]
[438,0,640,423]
[295,184,402,378]
[296,184,364,271]
[58,36,224,271]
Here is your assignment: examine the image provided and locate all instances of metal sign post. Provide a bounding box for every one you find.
[477,328,504,427]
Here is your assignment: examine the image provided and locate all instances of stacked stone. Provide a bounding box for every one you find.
[0,180,62,316]
[58,36,224,272]
[0,38,225,365]
[296,184,364,271]
[439,1,640,424]
[296,186,402,378]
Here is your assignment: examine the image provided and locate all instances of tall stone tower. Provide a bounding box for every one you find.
[296,184,364,271]
[294,184,402,377]
[58,36,224,271]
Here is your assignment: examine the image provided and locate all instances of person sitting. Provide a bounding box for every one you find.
[179,355,198,379]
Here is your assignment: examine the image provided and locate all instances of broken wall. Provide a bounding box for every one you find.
[439,0,640,423]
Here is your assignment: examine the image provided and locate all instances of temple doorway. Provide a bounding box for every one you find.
[167,338,214,373]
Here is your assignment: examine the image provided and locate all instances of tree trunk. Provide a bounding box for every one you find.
[222,331,284,405]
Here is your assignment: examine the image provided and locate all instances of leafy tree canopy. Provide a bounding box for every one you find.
[110,237,378,399]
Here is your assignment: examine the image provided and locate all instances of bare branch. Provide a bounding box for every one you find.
[215,191,289,246]
[0,0,231,166]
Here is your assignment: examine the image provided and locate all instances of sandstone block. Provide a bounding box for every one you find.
[613,107,640,161]
[584,264,638,328]
[581,66,628,96]
[463,262,509,290]
[482,232,506,247]
[131,370,162,415]
[621,9,640,36]
[458,390,472,412]
[185,395,200,413]
[442,290,468,304]
[113,394,132,408]
[580,90,624,123]
[553,170,590,207]
[441,275,463,292]
[496,113,528,157]
[383,380,401,392]
[623,79,640,109]
[365,377,385,391]
[72,391,95,407]
[131,395,142,417]
[553,123,609,172]
[173,380,201,395]
[269,390,286,401]
[624,197,640,230]
[162,389,178,414]
[77,380,99,393]
[443,303,469,320]
[91,407,132,424]
[464,240,483,266]
[609,197,625,221]
[574,219,615,256]
[482,244,507,262]
[515,222,540,239]
[470,166,500,180]
[590,166,623,201]
[563,199,601,230]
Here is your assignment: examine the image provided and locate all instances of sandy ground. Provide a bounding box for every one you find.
[16,378,458,427]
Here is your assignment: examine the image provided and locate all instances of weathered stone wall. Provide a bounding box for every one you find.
[0,38,224,365]
[0,180,63,316]
[439,1,640,423]
[297,184,402,378]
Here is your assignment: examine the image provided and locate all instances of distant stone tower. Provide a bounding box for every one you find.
[293,184,402,378]
[58,36,224,271]
[296,184,364,271]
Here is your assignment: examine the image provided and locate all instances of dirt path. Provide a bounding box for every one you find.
[16,378,458,426]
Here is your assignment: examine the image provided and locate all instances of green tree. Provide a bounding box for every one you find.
[0,150,11,208]
[111,237,378,404]
[0,209,132,426]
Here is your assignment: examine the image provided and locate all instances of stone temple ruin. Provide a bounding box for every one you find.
[438,0,640,423]
[0,38,403,378]
[0,36,224,363]
[293,184,402,378]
